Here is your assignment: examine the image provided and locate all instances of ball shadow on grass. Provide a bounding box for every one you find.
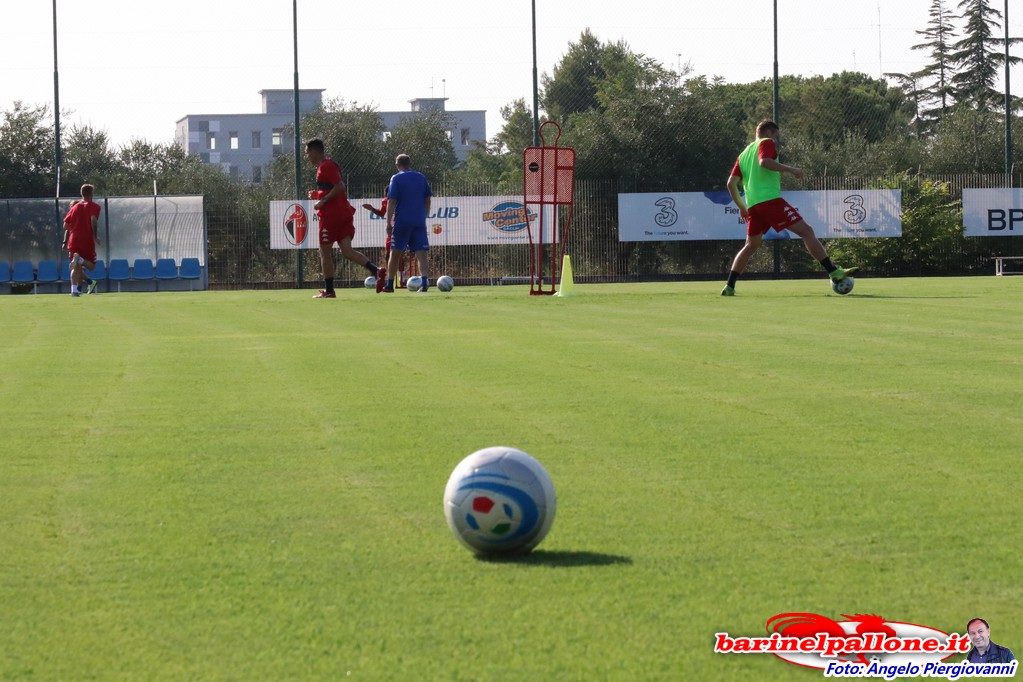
[474,550,633,568]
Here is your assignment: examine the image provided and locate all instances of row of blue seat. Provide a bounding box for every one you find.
[0,258,203,284]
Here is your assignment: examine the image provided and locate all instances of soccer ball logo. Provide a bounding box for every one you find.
[444,446,556,555]
[832,276,855,295]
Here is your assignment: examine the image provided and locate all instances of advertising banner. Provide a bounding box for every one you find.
[269,196,554,249]
[962,188,1023,236]
[617,190,902,241]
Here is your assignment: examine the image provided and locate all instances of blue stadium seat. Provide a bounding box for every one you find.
[107,259,130,292]
[86,260,107,280]
[37,260,59,283]
[59,260,71,281]
[132,259,154,280]
[178,258,202,291]
[12,261,34,283]
[0,262,11,283]
[108,259,130,281]
[155,258,178,280]
[179,258,202,280]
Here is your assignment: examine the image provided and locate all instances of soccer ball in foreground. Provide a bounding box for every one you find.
[407,275,423,291]
[437,275,454,292]
[364,276,375,289]
[832,276,855,295]
[444,446,556,556]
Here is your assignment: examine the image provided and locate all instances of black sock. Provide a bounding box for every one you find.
[820,257,837,274]
[727,271,739,288]
[325,277,334,293]
[365,261,379,275]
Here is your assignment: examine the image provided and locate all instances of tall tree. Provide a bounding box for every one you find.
[912,0,958,122]
[949,0,1021,111]
[541,29,608,120]
[383,110,458,183]
[0,102,54,197]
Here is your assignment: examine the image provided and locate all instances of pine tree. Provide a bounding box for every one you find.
[949,0,1021,111]
[911,0,957,124]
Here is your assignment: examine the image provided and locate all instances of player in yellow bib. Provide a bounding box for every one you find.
[722,120,857,295]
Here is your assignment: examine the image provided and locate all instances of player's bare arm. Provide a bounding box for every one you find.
[759,156,804,179]
[726,174,749,221]
[92,216,101,246]
[314,182,345,211]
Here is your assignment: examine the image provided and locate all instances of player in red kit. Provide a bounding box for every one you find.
[61,184,102,297]
[304,139,385,298]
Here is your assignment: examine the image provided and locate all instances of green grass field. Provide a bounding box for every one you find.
[1,278,1020,680]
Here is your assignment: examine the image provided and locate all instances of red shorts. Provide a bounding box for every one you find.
[747,198,802,236]
[318,212,356,245]
[68,246,96,265]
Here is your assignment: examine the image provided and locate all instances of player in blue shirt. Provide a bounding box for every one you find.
[383,154,432,292]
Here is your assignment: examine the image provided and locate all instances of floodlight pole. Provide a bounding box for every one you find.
[293,0,303,286]
[52,0,62,243]
[772,0,781,276]
[531,0,540,146]
[1005,0,1013,185]
[772,0,779,123]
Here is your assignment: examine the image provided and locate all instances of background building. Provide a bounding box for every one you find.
[175,93,482,184]
[176,91,485,183]
[380,98,485,164]
[175,89,325,184]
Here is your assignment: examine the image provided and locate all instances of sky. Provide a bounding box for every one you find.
[2,0,1021,148]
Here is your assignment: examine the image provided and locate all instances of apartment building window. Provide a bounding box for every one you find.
[252,166,262,183]
[229,165,239,179]
[206,132,216,150]
[251,130,261,148]
[230,132,239,150]
[272,129,283,147]
[461,128,471,145]
[445,130,453,141]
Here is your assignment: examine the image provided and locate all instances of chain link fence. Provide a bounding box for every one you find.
[201,174,1023,289]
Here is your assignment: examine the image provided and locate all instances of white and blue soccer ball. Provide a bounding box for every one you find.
[407,275,423,291]
[437,275,455,292]
[832,276,855,296]
[364,275,376,289]
[444,446,556,556]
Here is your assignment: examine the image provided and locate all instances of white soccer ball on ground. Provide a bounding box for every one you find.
[407,275,423,291]
[832,276,855,295]
[364,275,376,289]
[437,275,455,292]
[443,446,556,556]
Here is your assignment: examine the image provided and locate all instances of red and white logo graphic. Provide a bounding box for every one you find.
[284,203,308,246]
[714,612,970,673]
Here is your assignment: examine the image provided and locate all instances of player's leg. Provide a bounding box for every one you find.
[69,253,83,296]
[338,237,381,275]
[413,225,431,291]
[722,234,763,295]
[785,220,857,280]
[314,242,337,298]
[383,226,411,292]
[384,244,400,292]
